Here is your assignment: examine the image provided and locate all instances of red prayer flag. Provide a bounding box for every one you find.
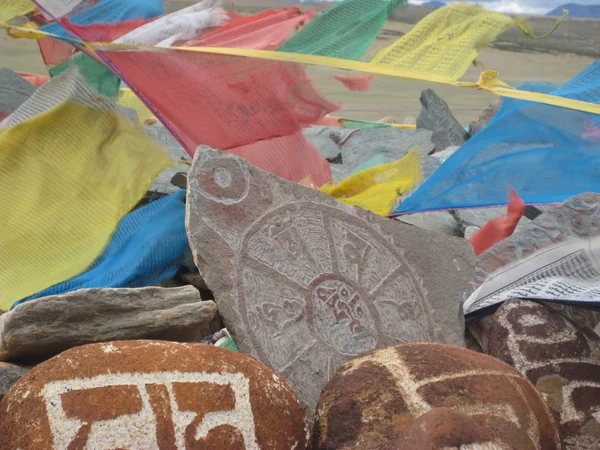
[469,186,525,256]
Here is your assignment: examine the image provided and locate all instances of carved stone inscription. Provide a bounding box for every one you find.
[42,372,258,450]
[186,148,475,412]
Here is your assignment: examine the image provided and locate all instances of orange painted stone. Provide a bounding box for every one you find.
[312,343,560,450]
[0,340,309,449]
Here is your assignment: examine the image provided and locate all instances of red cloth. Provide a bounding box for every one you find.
[334,74,374,92]
[469,186,525,256]
[60,9,336,184]
[231,131,332,186]
[37,36,76,69]
[184,8,314,50]
[17,72,50,86]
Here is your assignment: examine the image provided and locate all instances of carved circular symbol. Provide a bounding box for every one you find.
[214,168,232,188]
[192,152,249,205]
[310,276,377,355]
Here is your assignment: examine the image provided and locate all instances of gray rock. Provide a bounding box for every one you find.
[186,146,475,412]
[303,126,348,162]
[396,211,462,236]
[417,89,467,152]
[0,68,35,116]
[0,362,28,401]
[430,145,460,164]
[468,98,503,137]
[463,225,480,241]
[0,286,217,363]
[339,128,435,171]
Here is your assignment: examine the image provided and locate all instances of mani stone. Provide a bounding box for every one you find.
[0,340,309,450]
[312,343,560,450]
[488,299,600,450]
[417,88,468,152]
[0,286,217,363]
[396,407,496,449]
[185,147,475,413]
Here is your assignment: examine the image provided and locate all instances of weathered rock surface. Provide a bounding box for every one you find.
[488,299,600,449]
[396,407,496,450]
[417,89,467,152]
[339,128,434,170]
[186,147,475,413]
[0,286,217,362]
[0,68,35,116]
[0,340,309,449]
[468,97,503,137]
[0,362,28,401]
[303,126,348,163]
[312,343,560,450]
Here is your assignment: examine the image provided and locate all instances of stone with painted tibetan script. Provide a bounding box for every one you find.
[185,147,475,413]
[0,340,309,449]
[488,299,600,449]
[312,343,560,450]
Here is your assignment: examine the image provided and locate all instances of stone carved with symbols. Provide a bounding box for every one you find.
[185,147,475,413]
[0,340,309,449]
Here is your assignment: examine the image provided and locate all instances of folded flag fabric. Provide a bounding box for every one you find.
[320,150,423,216]
[14,190,188,308]
[0,66,171,311]
[278,0,405,61]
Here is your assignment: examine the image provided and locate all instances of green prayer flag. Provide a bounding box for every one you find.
[278,0,406,61]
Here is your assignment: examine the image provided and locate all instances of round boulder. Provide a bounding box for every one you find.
[312,343,560,450]
[0,340,309,449]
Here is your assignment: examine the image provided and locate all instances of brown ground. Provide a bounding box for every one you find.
[1,1,598,124]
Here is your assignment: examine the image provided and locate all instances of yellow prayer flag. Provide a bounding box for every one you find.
[0,0,36,22]
[371,4,514,80]
[0,89,171,309]
[320,150,423,216]
[118,88,156,122]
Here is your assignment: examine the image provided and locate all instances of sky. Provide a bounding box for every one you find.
[410,0,599,15]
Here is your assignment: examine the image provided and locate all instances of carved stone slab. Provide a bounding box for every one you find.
[0,340,309,449]
[185,147,475,412]
[488,299,600,449]
[312,343,560,450]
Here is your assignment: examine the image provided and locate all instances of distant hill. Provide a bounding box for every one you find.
[547,3,600,18]
[422,1,446,7]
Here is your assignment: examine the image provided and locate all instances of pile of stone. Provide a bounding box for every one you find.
[1,79,599,449]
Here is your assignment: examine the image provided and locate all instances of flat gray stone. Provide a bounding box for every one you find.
[303,126,347,162]
[339,128,434,172]
[0,362,28,401]
[417,89,467,152]
[186,147,475,412]
[396,211,462,237]
[0,68,35,116]
[0,286,217,363]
